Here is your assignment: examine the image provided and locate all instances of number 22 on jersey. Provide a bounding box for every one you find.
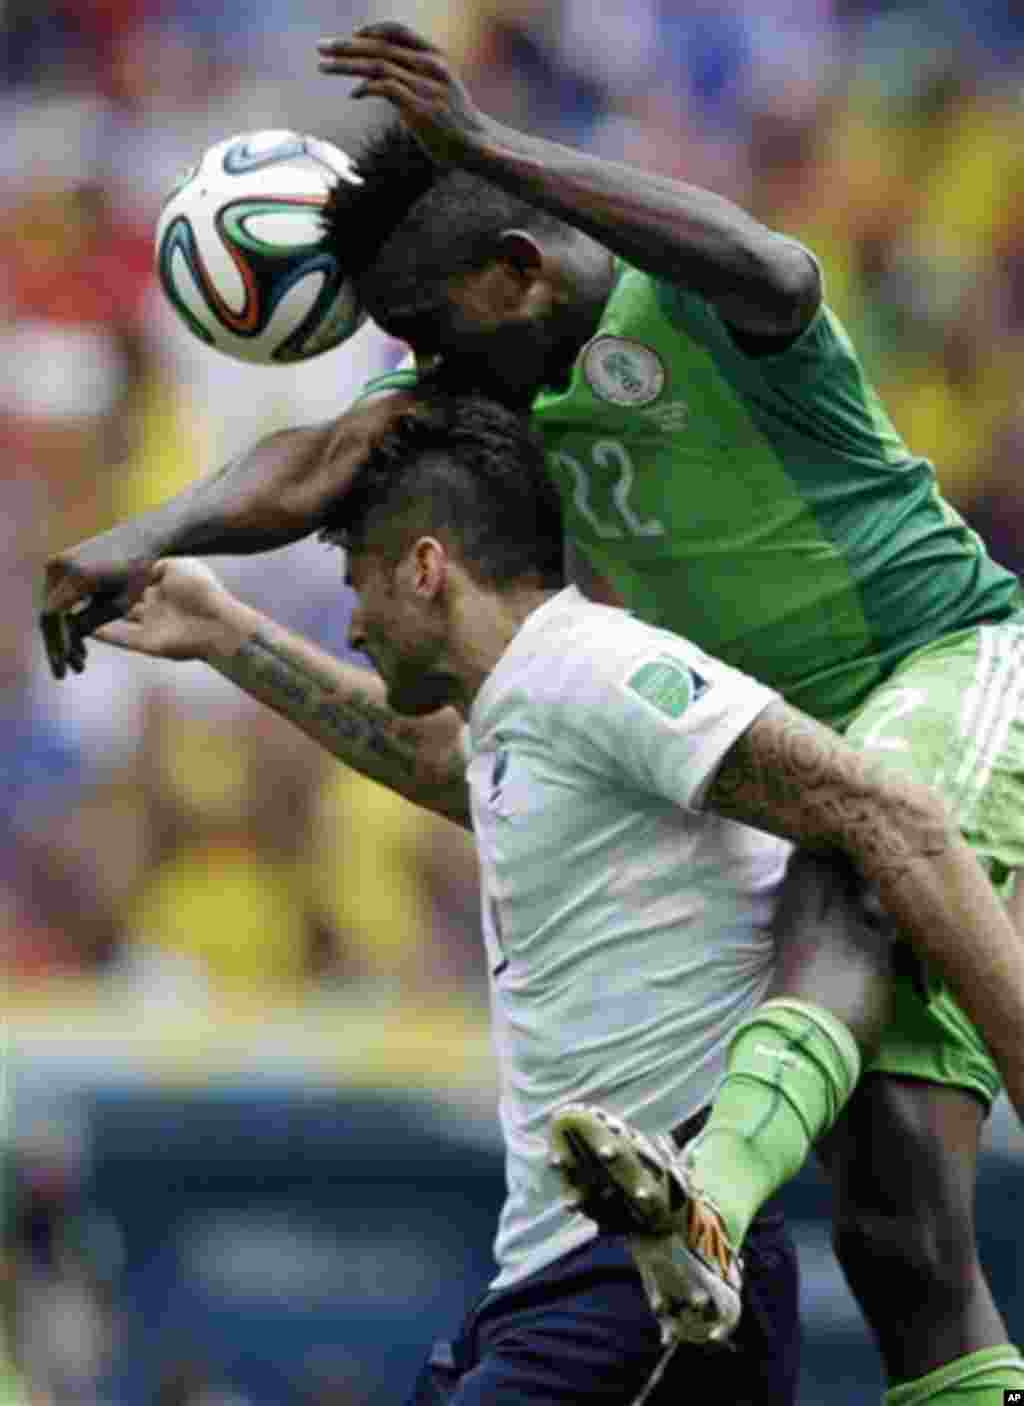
[551,440,666,540]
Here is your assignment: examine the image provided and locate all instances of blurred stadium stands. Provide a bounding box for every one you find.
[4,0,1024,1400]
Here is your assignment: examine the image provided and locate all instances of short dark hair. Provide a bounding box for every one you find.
[322,119,568,330]
[322,391,564,590]
[320,119,438,279]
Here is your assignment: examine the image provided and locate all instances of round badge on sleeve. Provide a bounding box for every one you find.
[582,336,666,406]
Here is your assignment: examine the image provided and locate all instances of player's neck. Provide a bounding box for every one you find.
[545,242,616,388]
[448,582,560,712]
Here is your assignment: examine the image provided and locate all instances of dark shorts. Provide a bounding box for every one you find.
[407,1200,799,1405]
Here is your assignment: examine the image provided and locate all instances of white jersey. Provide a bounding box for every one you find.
[463,587,791,1288]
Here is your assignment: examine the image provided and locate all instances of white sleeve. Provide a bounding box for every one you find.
[558,631,777,811]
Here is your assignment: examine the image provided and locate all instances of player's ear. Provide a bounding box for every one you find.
[408,536,448,597]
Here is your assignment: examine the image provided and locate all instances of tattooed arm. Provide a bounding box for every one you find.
[705,699,1024,1123]
[96,559,470,827]
[215,621,470,826]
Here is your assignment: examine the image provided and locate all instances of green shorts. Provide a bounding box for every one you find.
[842,615,1024,1109]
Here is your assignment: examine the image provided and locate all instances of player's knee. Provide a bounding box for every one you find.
[831,1203,977,1313]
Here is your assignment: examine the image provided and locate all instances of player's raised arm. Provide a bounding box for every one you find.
[316,22,820,339]
[703,699,1024,1124]
[94,559,470,826]
[39,389,418,680]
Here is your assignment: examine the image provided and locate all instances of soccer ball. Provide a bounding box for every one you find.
[155,129,366,364]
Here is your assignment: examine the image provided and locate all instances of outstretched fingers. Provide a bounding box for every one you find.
[355,21,438,49]
[319,20,440,54]
[326,62,439,108]
[40,596,120,678]
[316,31,452,85]
[40,610,72,680]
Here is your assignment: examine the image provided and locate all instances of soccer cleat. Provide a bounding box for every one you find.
[549,1103,743,1346]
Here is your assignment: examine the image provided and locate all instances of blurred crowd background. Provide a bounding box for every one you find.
[4,0,1024,1402]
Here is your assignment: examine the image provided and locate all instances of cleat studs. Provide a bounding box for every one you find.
[635,1187,651,1203]
[563,1193,582,1211]
[547,1154,566,1169]
[598,1143,618,1162]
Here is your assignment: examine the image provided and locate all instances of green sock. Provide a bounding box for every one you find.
[0,1331,28,1406]
[886,1345,1024,1404]
[683,997,861,1248]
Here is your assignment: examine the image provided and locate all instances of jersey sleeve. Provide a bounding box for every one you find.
[655,267,843,390]
[651,238,823,365]
[653,274,916,469]
[556,630,778,812]
[353,363,420,405]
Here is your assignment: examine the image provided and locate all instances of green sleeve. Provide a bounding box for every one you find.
[354,366,420,404]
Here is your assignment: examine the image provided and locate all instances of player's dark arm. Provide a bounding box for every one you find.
[704,699,1024,1125]
[318,23,820,338]
[39,390,416,678]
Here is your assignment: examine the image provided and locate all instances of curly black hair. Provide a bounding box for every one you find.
[322,390,564,590]
[320,117,568,328]
[320,119,438,277]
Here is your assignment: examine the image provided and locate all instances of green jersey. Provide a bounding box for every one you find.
[362,262,1019,726]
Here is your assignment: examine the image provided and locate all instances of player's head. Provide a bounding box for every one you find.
[321,117,437,278]
[322,391,564,715]
[325,121,614,406]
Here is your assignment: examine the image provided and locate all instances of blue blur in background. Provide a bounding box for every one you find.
[69,1085,1023,1406]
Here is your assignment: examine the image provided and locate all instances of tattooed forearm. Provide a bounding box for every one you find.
[232,632,423,775]
[705,701,949,885]
[214,629,469,823]
[708,702,1024,1124]
[236,634,311,709]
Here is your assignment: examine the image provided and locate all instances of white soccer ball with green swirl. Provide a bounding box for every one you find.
[155,130,366,364]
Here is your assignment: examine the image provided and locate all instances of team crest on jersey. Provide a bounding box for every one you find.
[625,654,709,719]
[582,336,666,407]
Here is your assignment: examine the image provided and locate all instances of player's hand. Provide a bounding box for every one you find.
[93,559,234,664]
[39,548,157,681]
[316,22,489,165]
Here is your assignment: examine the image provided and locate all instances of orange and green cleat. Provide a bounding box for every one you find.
[549,1103,743,1347]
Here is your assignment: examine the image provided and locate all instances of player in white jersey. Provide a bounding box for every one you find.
[92,392,1022,1403]
[464,580,787,1289]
